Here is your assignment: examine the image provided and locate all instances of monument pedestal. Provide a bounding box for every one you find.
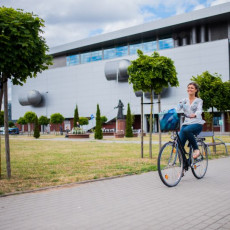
[115,119,126,138]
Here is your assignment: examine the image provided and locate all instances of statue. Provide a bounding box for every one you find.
[114,100,124,119]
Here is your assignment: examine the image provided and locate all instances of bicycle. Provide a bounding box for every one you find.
[157,111,208,187]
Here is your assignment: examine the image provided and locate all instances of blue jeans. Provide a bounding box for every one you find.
[179,124,203,150]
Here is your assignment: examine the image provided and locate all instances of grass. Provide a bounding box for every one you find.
[0,134,229,195]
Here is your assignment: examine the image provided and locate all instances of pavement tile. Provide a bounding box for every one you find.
[0,157,230,230]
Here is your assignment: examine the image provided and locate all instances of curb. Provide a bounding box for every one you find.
[0,173,137,198]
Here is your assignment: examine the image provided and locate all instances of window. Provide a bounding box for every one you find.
[81,52,91,64]
[213,113,221,126]
[115,45,128,57]
[130,43,143,55]
[66,54,80,66]
[104,48,116,59]
[91,50,102,62]
[142,41,157,53]
[159,38,174,50]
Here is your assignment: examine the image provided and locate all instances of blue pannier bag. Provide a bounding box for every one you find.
[159,108,179,132]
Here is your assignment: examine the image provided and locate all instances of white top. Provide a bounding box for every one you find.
[177,98,205,126]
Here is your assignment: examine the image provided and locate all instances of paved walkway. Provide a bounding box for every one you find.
[0,157,230,230]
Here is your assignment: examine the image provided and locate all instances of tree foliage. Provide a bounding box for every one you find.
[17,116,27,125]
[101,116,108,124]
[73,104,79,128]
[8,121,14,127]
[94,104,103,139]
[50,113,64,125]
[79,117,89,126]
[33,116,40,139]
[125,103,133,137]
[191,71,223,111]
[38,116,49,126]
[24,111,36,124]
[0,7,52,85]
[128,50,178,94]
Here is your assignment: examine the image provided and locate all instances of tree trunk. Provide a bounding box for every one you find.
[3,78,11,178]
[149,90,153,158]
[141,95,143,158]
[0,84,3,179]
[158,94,162,152]
[211,107,216,154]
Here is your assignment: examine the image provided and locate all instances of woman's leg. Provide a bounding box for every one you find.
[182,124,202,150]
[179,125,187,148]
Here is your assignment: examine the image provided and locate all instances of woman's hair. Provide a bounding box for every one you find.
[187,82,199,97]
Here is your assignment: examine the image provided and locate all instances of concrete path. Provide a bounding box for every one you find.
[0,157,230,230]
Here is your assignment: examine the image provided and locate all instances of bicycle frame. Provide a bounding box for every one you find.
[174,131,192,170]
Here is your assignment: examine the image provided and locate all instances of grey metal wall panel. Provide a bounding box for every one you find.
[12,39,229,120]
[49,56,67,69]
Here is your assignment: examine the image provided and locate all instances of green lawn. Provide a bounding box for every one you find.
[0,134,229,195]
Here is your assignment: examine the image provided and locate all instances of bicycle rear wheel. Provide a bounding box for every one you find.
[191,141,208,179]
[158,142,183,187]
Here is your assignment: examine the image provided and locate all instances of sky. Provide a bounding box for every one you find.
[1,0,230,49]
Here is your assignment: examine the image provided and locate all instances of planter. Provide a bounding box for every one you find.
[114,133,125,138]
[103,132,115,136]
[68,134,90,138]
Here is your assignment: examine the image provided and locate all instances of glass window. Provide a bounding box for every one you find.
[104,48,116,60]
[81,52,91,64]
[142,41,157,53]
[213,114,221,126]
[66,54,80,66]
[159,38,174,50]
[130,43,143,55]
[115,45,128,57]
[91,50,102,62]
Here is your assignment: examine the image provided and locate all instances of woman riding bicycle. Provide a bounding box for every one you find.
[177,82,205,159]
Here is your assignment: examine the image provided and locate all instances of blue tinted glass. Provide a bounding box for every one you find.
[130,43,142,55]
[66,54,80,66]
[104,48,116,59]
[91,50,102,62]
[159,38,174,50]
[81,52,91,63]
[116,46,128,57]
[142,41,157,53]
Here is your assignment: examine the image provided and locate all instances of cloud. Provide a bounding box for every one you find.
[1,0,226,48]
[210,0,230,6]
[193,4,206,10]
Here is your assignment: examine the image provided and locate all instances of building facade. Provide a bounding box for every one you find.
[12,3,230,132]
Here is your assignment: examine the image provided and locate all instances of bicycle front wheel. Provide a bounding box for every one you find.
[158,142,184,187]
[191,141,208,179]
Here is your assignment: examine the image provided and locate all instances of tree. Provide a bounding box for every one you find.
[214,81,230,123]
[73,105,79,128]
[79,117,89,126]
[24,111,36,135]
[0,7,52,178]
[128,50,178,158]
[8,121,14,127]
[17,117,27,132]
[191,71,223,112]
[101,116,108,124]
[94,104,103,139]
[33,116,40,139]
[125,103,133,137]
[50,113,64,133]
[38,115,49,133]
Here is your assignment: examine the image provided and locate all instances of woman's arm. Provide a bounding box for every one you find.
[194,99,203,119]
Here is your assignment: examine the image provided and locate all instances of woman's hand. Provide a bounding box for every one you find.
[189,114,196,118]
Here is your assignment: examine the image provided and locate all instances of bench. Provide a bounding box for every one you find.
[197,131,228,155]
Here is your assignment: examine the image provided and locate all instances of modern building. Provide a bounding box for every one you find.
[12,3,230,132]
